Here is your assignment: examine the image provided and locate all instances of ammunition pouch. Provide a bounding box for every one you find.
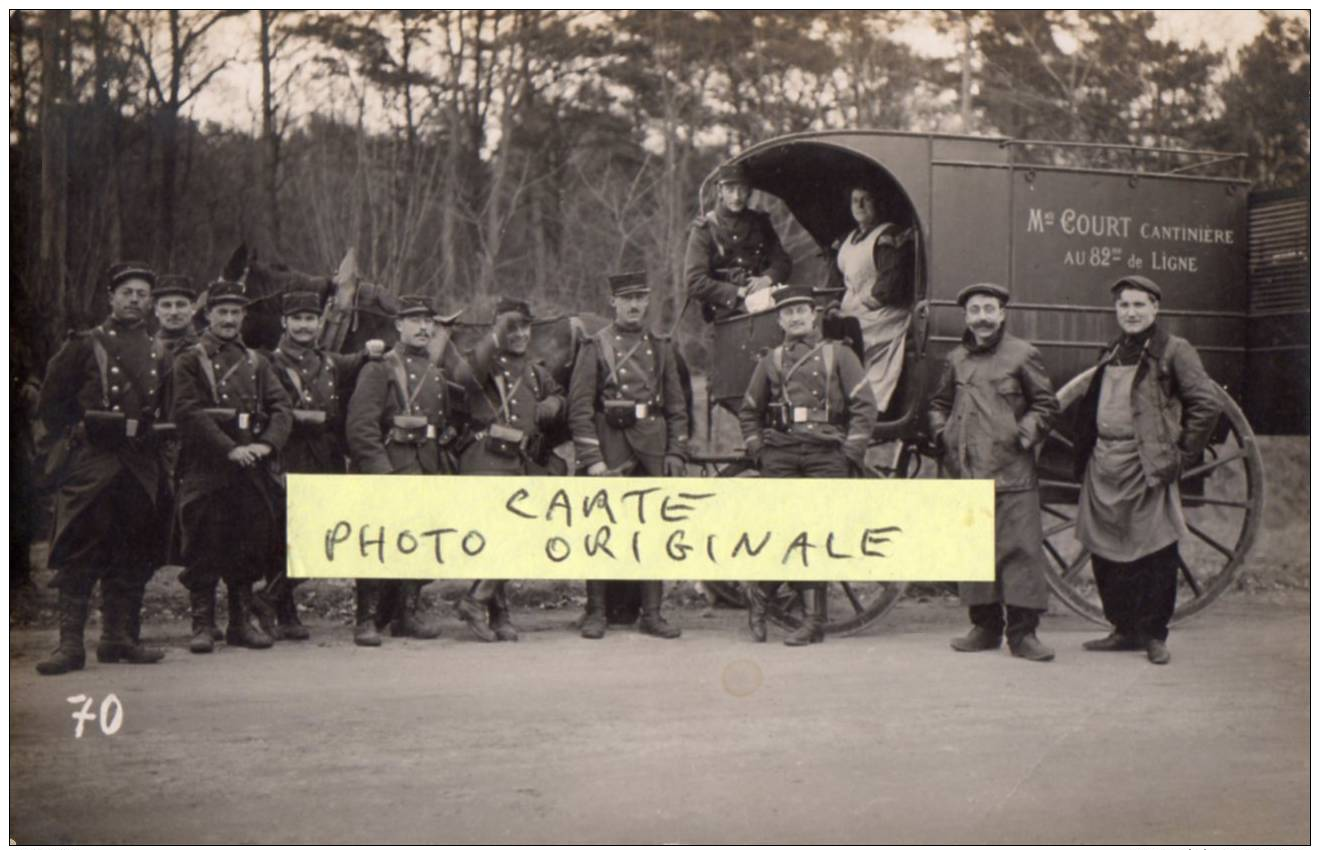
[483,423,526,459]
[205,407,267,445]
[603,399,653,430]
[82,410,168,450]
[387,414,436,446]
[292,409,328,435]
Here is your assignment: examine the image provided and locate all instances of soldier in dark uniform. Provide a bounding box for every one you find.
[173,280,293,652]
[258,291,384,640]
[567,271,689,640]
[684,161,793,322]
[928,283,1059,662]
[451,296,566,642]
[345,295,451,646]
[153,274,200,355]
[34,262,171,674]
[737,285,878,645]
[151,274,221,643]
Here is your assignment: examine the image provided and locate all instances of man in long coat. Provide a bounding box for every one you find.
[928,283,1059,662]
[451,296,566,642]
[1073,275,1222,665]
[173,280,292,651]
[345,295,451,645]
[567,272,689,639]
[35,262,172,674]
[259,291,381,640]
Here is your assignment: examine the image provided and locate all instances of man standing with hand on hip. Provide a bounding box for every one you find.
[929,283,1059,662]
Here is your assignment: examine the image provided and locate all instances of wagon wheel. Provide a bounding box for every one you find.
[699,441,915,636]
[1038,368,1265,626]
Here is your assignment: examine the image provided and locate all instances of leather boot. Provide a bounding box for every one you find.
[392,582,441,639]
[745,582,771,643]
[353,583,385,652]
[275,585,310,641]
[36,592,89,675]
[487,583,518,642]
[1083,631,1143,651]
[638,581,681,639]
[189,587,217,654]
[225,582,274,649]
[354,583,382,647]
[456,581,498,642]
[249,585,279,640]
[97,589,165,664]
[784,583,826,646]
[580,581,607,639]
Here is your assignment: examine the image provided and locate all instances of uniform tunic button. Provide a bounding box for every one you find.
[112,405,121,411]
[110,366,120,374]
[511,415,519,422]
[111,385,120,392]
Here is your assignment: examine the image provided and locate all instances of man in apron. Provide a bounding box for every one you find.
[1073,275,1222,665]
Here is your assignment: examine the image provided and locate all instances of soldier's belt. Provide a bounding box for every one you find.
[602,399,656,430]
[387,414,438,445]
[767,404,844,430]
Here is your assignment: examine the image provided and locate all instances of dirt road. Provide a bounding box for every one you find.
[9,596,1309,844]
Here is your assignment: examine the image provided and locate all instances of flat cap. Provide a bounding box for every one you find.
[282,291,322,317]
[107,262,157,292]
[715,161,751,185]
[955,282,1010,307]
[205,279,250,307]
[772,285,815,309]
[608,272,649,297]
[494,296,533,321]
[1110,274,1162,301]
[153,274,196,300]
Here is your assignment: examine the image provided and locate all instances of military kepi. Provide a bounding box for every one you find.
[772,285,815,309]
[955,282,1011,307]
[1110,274,1162,301]
[395,294,436,318]
[608,272,649,297]
[715,161,751,185]
[205,279,250,307]
[153,274,195,300]
[282,291,322,316]
[494,296,533,321]
[107,261,157,292]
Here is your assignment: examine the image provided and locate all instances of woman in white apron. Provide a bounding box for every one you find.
[835,186,914,413]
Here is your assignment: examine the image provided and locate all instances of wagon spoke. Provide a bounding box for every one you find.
[1187,522,1235,562]
[840,583,865,614]
[1062,548,1091,582]
[1182,495,1252,510]
[1178,559,1205,598]
[1040,503,1073,521]
[1043,518,1077,538]
[1047,429,1075,449]
[1039,478,1081,492]
[1182,449,1247,481]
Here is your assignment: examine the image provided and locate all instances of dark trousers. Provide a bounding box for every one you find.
[49,471,157,597]
[1091,543,1180,642]
[968,603,1040,643]
[757,442,849,599]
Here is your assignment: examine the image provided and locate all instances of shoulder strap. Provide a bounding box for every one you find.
[822,343,836,417]
[194,343,220,404]
[650,333,666,403]
[89,331,111,408]
[704,210,727,260]
[385,350,411,413]
[595,330,619,386]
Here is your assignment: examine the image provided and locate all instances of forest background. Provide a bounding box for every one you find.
[9,10,1310,369]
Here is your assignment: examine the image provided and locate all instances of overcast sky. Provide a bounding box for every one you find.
[188,10,1300,133]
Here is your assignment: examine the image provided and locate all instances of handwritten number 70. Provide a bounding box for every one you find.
[66,694,124,738]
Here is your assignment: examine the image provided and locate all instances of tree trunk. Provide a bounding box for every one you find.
[39,9,71,332]
[258,10,282,247]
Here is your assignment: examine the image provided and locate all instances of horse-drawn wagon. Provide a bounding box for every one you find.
[688,130,1268,635]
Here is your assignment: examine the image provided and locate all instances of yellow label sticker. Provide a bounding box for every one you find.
[286,475,996,582]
